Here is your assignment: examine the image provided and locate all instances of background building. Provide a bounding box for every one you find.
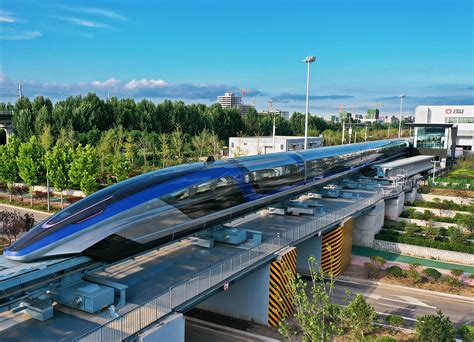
[415,105,473,151]
[229,135,323,157]
[217,92,242,109]
[261,109,290,120]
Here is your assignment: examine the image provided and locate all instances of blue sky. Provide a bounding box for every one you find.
[0,0,472,115]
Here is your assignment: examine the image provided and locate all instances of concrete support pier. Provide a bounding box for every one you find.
[353,200,385,247]
[384,192,405,221]
[405,187,418,203]
[296,233,322,273]
[197,248,296,327]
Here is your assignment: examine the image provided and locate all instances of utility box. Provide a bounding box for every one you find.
[213,228,247,245]
[60,281,114,313]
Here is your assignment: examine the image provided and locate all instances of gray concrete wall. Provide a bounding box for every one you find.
[296,234,322,272]
[384,192,405,220]
[373,240,474,266]
[138,313,185,342]
[197,264,270,325]
[352,200,385,247]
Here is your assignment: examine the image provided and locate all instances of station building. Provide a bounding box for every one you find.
[415,105,474,151]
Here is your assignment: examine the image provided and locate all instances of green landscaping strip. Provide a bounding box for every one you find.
[352,246,474,274]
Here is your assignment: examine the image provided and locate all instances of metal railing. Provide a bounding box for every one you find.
[75,190,387,342]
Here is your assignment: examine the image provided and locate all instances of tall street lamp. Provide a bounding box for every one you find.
[398,94,406,138]
[303,55,316,149]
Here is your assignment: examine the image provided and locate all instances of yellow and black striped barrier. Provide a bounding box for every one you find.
[321,225,344,276]
[268,247,297,327]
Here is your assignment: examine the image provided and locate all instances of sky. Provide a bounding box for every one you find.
[0,0,472,116]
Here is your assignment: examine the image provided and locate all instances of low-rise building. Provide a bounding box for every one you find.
[228,135,323,157]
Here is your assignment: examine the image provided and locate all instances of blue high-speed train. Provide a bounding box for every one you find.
[4,139,409,262]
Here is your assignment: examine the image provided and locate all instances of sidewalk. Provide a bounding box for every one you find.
[353,246,474,274]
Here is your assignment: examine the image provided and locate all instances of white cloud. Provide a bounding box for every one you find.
[90,78,121,88]
[124,78,168,90]
[0,29,41,40]
[57,16,113,29]
[0,10,18,23]
[60,6,125,21]
[77,7,125,21]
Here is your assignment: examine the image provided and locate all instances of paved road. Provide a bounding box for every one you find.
[185,318,278,342]
[332,278,474,327]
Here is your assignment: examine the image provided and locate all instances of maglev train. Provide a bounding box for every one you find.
[4,139,409,262]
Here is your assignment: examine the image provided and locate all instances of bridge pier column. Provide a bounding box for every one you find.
[384,192,405,220]
[197,247,296,327]
[405,186,418,203]
[297,219,353,276]
[353,200,385,247]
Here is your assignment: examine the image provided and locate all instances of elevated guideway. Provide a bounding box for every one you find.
[0,152,420,341]
[73,186,393,342]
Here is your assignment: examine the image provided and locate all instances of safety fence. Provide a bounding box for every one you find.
[75,190,387,342]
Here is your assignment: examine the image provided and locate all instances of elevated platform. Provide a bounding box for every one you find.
[372,155,434,178]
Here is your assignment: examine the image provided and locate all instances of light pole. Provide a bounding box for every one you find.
[398,94,405,138]
[303,55,316,149]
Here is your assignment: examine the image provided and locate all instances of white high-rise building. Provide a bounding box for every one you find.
[217,92,242,109]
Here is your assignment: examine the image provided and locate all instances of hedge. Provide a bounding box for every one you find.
[375,233,474,254]
[406,199,474,214]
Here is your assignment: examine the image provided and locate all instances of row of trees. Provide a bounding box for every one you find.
[1,94,404,148]
[0,125,227,207]
[2,94,343,145]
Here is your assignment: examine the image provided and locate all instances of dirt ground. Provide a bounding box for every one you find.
[344,264,474,297]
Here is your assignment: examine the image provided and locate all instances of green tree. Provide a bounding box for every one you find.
[279,256,344,342]
[0,136,20,201]
[158,133,171,167]
[415,310,454,342]
[449,227,465,244]
[39,124,53,151]
[44,144,73,208]
[110,153,131,183]
[170,126,186,164]
[344,294,378,339]
[13,97,35,142]
[16,136,45,206]
[69,144,99,195]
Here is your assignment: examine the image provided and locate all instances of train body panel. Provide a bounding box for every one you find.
[4,139,409,262]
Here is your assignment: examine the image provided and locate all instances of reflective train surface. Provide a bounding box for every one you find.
[4,139,409,262]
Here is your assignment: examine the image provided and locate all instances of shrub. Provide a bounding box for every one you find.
[405,269,422,283]
[385,266,404,277]
[374,233,474,254]
[440,275,462,287]
[457,324,474,342]
[370,256,386,270]
[409,262,421,271]
[415,310,455,342]
[344,294,378,340]
[422,268,442,280]
[375,337,396,342]
[385,314,404,327]
[34,190,48,201]
[450,269,464,277]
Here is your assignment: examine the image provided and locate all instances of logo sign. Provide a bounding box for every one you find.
[223,281,230,292]
[445,108,464,115]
